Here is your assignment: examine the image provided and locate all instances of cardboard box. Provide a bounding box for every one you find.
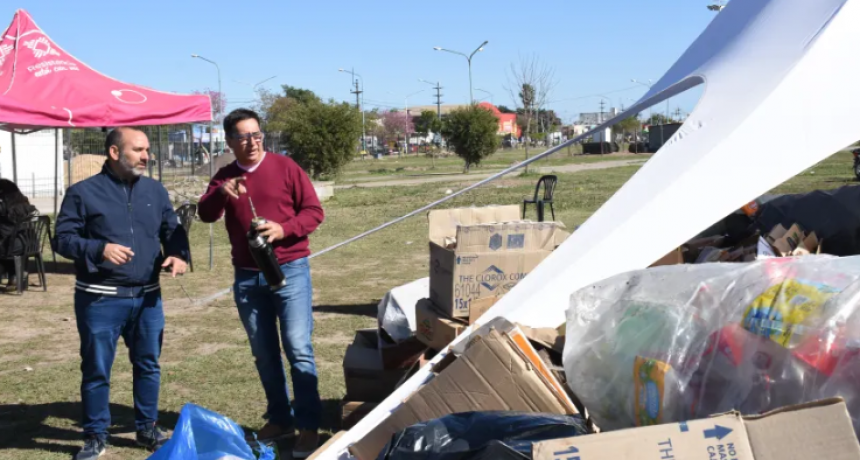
[415,299,467,351]
[650,247,684,267]
[340,400,378,430]
[307,431,346,460]
[468,296,499,324]
[376,333,427,370]
[428,206,568,318]
[350,324,579,460]
[533,398,860,460]
[343,329,413,402]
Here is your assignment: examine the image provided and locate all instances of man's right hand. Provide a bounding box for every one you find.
[104,243,134,265]
[220,176,247,199]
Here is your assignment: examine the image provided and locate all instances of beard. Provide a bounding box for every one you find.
[119,154,145,177]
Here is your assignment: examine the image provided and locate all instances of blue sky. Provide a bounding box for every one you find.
[10,0,719,123]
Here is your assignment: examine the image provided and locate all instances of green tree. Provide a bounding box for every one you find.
[441,105,500,172]
[614,116,641,143]
[497,105,516,114]
[268,97,361,180]
[281,85,321,106]
[415,110,438,135]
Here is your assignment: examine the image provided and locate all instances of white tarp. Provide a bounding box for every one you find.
[318,0,860,457]
[377,277,429,343]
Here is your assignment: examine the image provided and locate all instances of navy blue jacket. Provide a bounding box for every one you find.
[55,163,190,292]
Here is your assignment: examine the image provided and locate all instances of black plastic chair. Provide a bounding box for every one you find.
[38,215,57,270]
[175,202,197,272]
[522,175,558,222]
[1,216,48,293]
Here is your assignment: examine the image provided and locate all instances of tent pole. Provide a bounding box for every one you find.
[157,126,163,183]
[66,129,72,189]
[11,132,17,184]
[54,128,59,217]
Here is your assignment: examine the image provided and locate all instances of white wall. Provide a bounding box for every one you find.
[0,130,64,199]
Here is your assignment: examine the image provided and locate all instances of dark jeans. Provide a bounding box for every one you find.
[233,257,321,430]
[74,290,165,437]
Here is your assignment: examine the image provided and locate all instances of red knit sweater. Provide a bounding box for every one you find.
[198,153,324,269]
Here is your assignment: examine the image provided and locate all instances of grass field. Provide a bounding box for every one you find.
[0,149,856,459]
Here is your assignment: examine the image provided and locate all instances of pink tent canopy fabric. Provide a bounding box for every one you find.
[0,9,211,129]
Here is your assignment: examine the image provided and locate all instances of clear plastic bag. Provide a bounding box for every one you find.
[377,411,589,460]
[563,255,860,434]
[147,403,275,460]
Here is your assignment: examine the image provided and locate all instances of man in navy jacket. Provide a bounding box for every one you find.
[55,127,189,460]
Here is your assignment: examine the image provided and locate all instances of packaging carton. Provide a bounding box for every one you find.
[340,400,378,430]
[533,398,860,460]
[468,296,499,324]
[414,299,467,351]
[428,206,569,318]
[343,329,414,402]
[350,320,579,460]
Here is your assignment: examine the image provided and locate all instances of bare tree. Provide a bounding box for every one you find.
[505,53,557,173]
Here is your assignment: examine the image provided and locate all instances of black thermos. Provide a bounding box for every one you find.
[247,216,287,290]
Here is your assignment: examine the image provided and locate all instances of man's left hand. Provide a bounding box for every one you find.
[162,257,188,278]
[256,221,285,243]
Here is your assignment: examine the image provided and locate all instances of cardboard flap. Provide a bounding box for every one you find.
[745,399,860,460]
[428,205,521,245]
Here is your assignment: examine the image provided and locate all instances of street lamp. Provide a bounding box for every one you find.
[707,1,726,11]
[233,75,277,92]
[475,88,493,104]
[191,53,221,270]
[433,40,488,104]
[339,68,366,154]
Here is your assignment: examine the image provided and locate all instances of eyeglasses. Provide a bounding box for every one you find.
[229,132,264,145]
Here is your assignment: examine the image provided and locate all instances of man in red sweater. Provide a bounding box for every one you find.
[197,108,324,457]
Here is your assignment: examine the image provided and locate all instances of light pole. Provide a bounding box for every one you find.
[388,89,425,155]
[339,68,366,154]
[707,1,726,11]
[475,88,494,104]
[433,40,488,104]
[192,53,221,270]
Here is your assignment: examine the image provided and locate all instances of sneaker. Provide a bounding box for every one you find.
[74,435,107,460]
[292,430,320,459]
[246,422,295,444]
[136,424,169,451]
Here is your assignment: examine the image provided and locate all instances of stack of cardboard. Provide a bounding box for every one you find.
[416,205,569,351]
[341,329,429,430]
[350,317,581,460]
[651,222,824,269]
[683,223,822,264]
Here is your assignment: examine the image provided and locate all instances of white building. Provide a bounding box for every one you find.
[0,129,64,200]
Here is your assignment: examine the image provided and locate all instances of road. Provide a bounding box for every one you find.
[334,159,646,189]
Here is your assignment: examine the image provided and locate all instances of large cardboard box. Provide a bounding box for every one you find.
[414,299,467,350]
[428,206,568,318]
[343,329,413,402]
[350,321,579,460]
[533,398,860,460]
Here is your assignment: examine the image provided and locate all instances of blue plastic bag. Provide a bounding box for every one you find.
[147,403,275,460]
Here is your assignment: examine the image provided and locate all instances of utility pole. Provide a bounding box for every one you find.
[433,81,443,121]
[350,75,364,155]
[599,99,606,155]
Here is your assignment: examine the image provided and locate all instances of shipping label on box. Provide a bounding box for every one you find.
[535,414,752,460]
[430,247,551,317]
[534,399,860,460]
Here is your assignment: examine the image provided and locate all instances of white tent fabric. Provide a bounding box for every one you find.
[318,0,860,457]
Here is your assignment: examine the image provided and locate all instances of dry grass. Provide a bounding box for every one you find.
[0,149,856,459]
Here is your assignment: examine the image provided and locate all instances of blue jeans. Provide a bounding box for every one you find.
[74,290,164,437]
[233,257,321,430]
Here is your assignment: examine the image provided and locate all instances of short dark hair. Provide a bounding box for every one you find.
[105,126,144,155]
[223,108,261,139]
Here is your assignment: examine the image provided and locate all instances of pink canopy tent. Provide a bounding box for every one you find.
[0,8,212,214]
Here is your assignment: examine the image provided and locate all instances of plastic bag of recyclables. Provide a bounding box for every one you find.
[563,254,860,436]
